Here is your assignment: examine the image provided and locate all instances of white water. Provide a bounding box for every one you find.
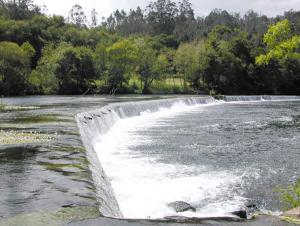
[93,101,248,219]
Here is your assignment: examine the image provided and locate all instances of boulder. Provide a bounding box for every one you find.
[167,201,196,213]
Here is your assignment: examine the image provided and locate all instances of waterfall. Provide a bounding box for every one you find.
[76,95,300,218]
[76,96,216,217]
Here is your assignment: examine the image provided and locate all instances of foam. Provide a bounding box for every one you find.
[94,102,246,219]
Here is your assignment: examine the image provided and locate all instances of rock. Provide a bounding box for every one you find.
[62,204,76,208]
[84,116,93,120]
[283,207,300,218]
[246,203,257,209]
[167,201,196,213]
[229,203,259,219]
[231,210,247,219]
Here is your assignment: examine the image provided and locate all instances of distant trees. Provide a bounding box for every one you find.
[147,0,178,35]
[67,5,88,28]
[1,0,41,20]
[0,41,34,95]
[173,0,196,42]
[30,43,97,94]
[0,0,300,96]
[90,9,98,27]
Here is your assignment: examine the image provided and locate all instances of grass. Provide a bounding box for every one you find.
[275,179,300,210]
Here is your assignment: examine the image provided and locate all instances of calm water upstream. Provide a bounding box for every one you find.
[94,100,300,219]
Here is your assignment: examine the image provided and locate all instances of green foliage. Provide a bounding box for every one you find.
[21,41,35,58]
[198,26,259,94]
[30,43,97,94]
[256,20,300,65]
[276,179,300,210]
[29,43,60,94]
[175,43,198,90]
[135,38,157,93]
[56,46,97,94]
[1,0,41,20]
[0,41,31,95]
[105,38,138,93]
[147,0,178,35]
[0,0,300,96]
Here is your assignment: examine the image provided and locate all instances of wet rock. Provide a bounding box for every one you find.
[84,116,93,121]
[246,203,259,215]
[167,201,196,213]
[246,203,257,209]
[231,210,247,219]
[62,204,76,208]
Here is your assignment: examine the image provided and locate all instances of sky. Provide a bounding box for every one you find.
[33,0,300,21]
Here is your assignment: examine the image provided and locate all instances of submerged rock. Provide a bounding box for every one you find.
[231,210,248,219]
[230,202,260,219]
[167,201,196,213]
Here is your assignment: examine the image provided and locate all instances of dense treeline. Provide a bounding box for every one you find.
[0,0,300,96]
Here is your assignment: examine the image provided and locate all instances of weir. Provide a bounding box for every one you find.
[223,95,300,102]
[76,95,300,218]
[76,96,215,217]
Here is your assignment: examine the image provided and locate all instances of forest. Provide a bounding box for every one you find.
[0,0,300,96]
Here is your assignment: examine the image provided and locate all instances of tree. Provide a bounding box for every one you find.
[1,0,41,20]
[136,38,157,93]
[242,10,270,38]
[173,0,196,42]
[31,43,97,94]
[106,39,138,92]
[174,43,197,90]
[0,41,31,95]
[67,5,88,28]
[256,19,300,65]
[90,9,98,27]
[28,43,59,94]
[201,26,257,94]
[204,9,240,32]
[146,0,178,35]
[126,7,145,34]
[56,46,97,94]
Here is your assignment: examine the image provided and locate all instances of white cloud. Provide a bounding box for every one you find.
[33,0,300,21]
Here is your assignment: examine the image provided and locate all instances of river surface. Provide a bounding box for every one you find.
[1,96,300,225]
[94,100,300,219]
[0,95,164,224]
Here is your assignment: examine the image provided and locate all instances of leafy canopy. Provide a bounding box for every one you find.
[256,19,300,65]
